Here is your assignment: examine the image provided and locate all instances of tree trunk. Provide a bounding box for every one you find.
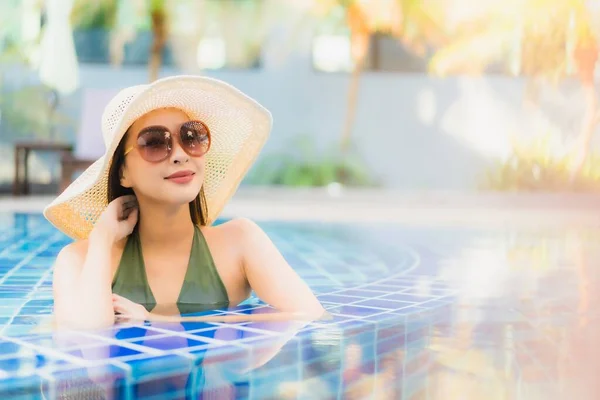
[570,82,598,180]
[570,44,599,181]
[149,4,167,82]
[340,45,368,153]
[340,5,371,154]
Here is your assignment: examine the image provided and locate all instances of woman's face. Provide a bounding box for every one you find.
[120,107,205,206]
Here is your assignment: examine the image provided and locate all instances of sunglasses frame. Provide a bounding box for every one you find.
[124,120,211,162]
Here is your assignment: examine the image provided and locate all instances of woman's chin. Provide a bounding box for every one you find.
[140,181,201,205]
[176,188,202,204]
[166,191,200,205]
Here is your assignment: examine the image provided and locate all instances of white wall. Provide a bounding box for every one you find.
[0,40,595,191]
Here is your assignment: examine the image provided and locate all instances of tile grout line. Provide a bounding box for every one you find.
[0,232,64,335]
[1,334,96,366]
[0,232,61,285]
[325,244,422,296]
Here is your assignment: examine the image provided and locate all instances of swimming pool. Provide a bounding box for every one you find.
[0,212,597,399]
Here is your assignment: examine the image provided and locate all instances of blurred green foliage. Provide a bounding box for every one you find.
[72,0,118,30]
[0,82,73,142]
[481,133,600,191]
[246,135,377,187]
[0,1,73,142]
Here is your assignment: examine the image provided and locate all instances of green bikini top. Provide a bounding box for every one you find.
[111,225,230,315]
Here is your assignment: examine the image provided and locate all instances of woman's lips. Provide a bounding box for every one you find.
[165,170,195,184]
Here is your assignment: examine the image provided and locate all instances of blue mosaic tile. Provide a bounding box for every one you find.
[402,287,454,296]
[361,284,403,292]
[0,340,24,356]
[2,278,40,284]
[186,327,269,342]
[326,305,388,318]
[95,325,164,341]
[381,292,437,302]
[239,320,312,333]
[1,324,34,336]
[123,354,192,381]
[2,213,596,398]
[0,353,71,372]
[10,316,46,325]
[21,332,102,350]
[226,304,261,311]
[229,305,276,315]
[354,298,416,309]
[19,307,53,316]
[22,292,52,300]
[187,342,248,367]
[317,294,363,303]
[177,321,220,332]
[24,259,54,268]
[134,372,192,399]
[67,344,143,360]
[0,291,28,299]
[47,364,128,400]
[335,289,391,298]
[133,336,211,351]
[364,310,415,323]
[0,373,43,399]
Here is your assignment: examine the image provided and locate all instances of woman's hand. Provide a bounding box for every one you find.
[91,195,138,244]
[112,294,148,321]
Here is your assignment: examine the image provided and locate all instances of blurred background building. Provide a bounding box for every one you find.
[1,0,600,194]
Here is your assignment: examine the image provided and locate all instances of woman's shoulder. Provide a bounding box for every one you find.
[202,218,273,262]
[54,235,127,270]
[52,239,90,279]
[56,239,89,263]
[201,218,265,255]
[202,217,261,240]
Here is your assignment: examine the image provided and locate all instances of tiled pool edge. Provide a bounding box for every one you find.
[0,297,453,399]
[1,213,466,398]
[3,192,600,227]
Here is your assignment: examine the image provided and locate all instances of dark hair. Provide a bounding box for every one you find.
[107,129,208,226]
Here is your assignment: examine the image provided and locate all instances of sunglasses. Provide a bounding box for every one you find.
[124,120,211,163]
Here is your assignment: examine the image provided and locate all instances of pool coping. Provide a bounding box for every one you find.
[2,189,600,227]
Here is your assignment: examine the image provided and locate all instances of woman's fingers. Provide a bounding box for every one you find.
[113,303,131,312]
[119,198,138,221]
[112,295,130,312]
[116,316,133,324]
[119,195,137,204]
[111,294,147,320]
[112,294,132,304]
[122,201,138,213]
[125,207,139,224]
[112,295,140,310]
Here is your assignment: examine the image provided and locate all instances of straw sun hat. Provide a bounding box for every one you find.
[43,75,272,240]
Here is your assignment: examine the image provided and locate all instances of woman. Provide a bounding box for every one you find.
[45,75,324,329]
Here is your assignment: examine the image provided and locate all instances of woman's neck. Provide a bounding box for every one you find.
[136,199,195,247]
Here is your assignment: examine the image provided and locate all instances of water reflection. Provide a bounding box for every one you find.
[43,309,320,399]
[425,228,600,400]
[263,227,600,399]
[27,226,600,398]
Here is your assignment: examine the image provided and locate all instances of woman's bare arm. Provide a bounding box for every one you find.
[52,233,116,329]
[52,195,138,330]
[235,218,325,317]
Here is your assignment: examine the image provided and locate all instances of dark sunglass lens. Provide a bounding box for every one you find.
[180,121,210,156]
[138,129,171,161]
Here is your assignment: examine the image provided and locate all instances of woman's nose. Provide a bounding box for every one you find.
[170,140,189,164]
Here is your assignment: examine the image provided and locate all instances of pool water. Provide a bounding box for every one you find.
[0,213,598,399]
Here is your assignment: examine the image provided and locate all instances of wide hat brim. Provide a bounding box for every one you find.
[43,75,272,240]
